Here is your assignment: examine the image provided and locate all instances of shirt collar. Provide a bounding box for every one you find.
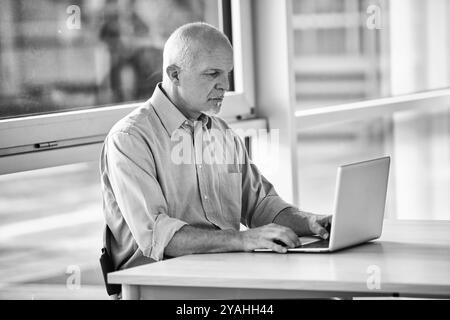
[150,83,211,137]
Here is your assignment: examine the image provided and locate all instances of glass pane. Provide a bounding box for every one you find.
[0,0,220,120]
[291,0,450,110]
[296,104,450,220]
[0,163,104,299]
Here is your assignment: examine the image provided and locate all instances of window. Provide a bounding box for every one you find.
[292,0,450,109]
[297,104,450,220]
[0,0,219,119]
[0,0,255,174]
[292,0,450,220]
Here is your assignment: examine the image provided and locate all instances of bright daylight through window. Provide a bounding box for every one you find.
[0,0,220,119]
[292,0,450,220]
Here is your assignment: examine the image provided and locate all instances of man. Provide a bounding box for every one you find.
[100,22,331,270]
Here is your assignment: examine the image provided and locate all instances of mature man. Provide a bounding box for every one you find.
[100,22,331,270]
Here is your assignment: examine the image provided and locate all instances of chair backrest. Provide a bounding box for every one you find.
[99,225,121,297]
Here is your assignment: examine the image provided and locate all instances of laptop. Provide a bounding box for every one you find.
[255,156,390,253]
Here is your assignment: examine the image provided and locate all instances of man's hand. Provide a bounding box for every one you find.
[273,208,333,240]
[303,212,332,239]
[239,223,301,253]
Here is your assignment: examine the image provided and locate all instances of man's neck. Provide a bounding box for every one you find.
[160,83,201,121]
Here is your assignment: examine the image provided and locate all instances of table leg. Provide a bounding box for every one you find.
[122,285,140,300]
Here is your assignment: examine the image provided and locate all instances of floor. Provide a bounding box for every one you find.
[0,163,107,300]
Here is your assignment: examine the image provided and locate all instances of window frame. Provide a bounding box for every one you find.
[294,87,450,217]
[295,88,450,130]
[0,0,255,175]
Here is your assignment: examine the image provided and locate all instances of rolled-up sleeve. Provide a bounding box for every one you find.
[105,130,187,261]
[235,135,296,228]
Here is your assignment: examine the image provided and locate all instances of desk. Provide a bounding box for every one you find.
[108,220,450,299]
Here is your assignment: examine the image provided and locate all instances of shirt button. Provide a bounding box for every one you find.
[198,165,202,169]
[204,195,208,200]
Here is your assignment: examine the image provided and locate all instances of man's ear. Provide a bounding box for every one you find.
[166,65,181,85]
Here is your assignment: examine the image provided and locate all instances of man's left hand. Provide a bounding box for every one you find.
[273,209,332,240]
[303,212,332,240]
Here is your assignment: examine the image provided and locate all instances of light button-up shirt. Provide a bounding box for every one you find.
[100,84,294,269]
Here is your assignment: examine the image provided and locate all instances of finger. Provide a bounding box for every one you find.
[278,225,301,244]
[280,228,301,247]
[270,226,300,247]
[272,236,296,248]
[266,241,288,253]
[317,216,332,234]
[269,231,296,248]
[310,223,329,240]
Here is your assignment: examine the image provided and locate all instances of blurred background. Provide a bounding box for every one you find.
[0,0,449,299]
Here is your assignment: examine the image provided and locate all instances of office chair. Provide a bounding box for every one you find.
[99,225,121,299]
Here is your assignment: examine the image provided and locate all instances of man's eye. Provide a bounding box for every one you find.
[206,72,219,77]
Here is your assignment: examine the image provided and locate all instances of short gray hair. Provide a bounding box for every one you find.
[162,22,232,78]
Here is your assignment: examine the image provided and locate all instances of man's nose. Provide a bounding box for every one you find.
[215,73,230,91]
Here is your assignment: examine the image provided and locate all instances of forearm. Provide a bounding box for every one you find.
[272,207,312,236]
[164,225,244,258]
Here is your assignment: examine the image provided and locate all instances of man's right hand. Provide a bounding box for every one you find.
[239,223,300,253]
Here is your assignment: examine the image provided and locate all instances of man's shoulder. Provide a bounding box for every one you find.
[107,101,160,139]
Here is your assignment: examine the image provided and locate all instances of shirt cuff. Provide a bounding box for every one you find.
[143,213,187,261]
[250,196,296,228]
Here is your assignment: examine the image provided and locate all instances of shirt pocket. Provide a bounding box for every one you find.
[218,171,242,224]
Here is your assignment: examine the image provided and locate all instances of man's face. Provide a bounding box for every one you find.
[177,44,233,117]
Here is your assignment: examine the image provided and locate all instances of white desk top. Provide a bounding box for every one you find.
[109,220,450,297]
